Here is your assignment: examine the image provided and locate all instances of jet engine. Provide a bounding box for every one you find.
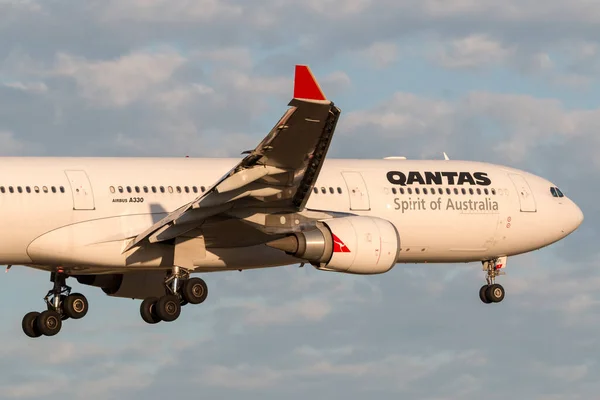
[75,271,167,299]
[267,216,400,274]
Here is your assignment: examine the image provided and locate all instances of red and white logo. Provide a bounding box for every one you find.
[332,234,351,253]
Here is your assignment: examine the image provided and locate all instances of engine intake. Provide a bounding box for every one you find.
[267,216,400,274]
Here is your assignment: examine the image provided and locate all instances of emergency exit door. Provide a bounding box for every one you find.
[508,173,536,212]
[341,171,370,211]
[64,170,95,210]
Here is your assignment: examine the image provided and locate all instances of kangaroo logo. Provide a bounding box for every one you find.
[332,234,351,253]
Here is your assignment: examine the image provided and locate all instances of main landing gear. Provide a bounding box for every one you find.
[479,258,506,304]
[22,271,89,338]
[140,267,208,324]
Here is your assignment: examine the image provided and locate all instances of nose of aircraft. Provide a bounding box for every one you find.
[566,199,584,234]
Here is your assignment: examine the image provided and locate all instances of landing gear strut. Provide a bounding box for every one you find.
[21,271,89,338]
[479,258,506,304]
[140,267,208,324]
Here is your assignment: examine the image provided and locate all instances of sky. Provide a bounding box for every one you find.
[0,0,598,399]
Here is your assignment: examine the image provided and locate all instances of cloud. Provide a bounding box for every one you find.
[436,34,515,69]
[99,0,243,23]
[339,90,592,164]
[52,49,186,107]
[356,42,399,69]
[3,81,47,93]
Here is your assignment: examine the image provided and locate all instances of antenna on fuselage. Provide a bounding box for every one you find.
[443,152,450,160]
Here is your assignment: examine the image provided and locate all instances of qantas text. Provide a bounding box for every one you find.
[387,171,491,186]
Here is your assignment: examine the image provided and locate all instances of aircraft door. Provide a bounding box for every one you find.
[64,170,95,210]
[508,173,536,212]
[341,171,370,211]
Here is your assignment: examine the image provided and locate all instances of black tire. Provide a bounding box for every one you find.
[479,285,491,304]
[156,295,181,322]
[486,284,505,303]
[22,312,42,338]
[182,278,208,305]
[36,310,62,336]
[140,297,161,324]
[64,293,89,319]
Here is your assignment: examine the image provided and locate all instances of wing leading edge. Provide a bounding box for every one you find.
[123,65,341,253]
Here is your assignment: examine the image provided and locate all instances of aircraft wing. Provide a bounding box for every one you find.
[124,65,341,252]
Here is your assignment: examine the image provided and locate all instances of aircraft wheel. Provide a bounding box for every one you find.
[486,284,505,303]
[479,285,492,304]
[36,310,62,336]
[140,297,161,324]
[156,295,181,322]
[182,278,208,305]
[22,312,42,338]
[64,293,89,319]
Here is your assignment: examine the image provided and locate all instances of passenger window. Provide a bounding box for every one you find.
[17,186,22,193]
[192,186,198,193]
[42,186,47,193]
[8,186,13,193]
[110,186,115,193]
[453,188,458,194]
[484,188,489,195]
[126,186,132,193]
[51,186,56,193]
[118,186,123,193]
[0,187,4,193]
[160,186,165,193]
[168,186,173,193]
[491,188,496,195]
[329,187,334,194]
[446,188,451,195]
[201,186,206,192]
[143,186,148,193]
[26,186,31,193]
[469,188,474,195]
[407,188,412,195]
[34,186,39,193]
[423,188,428,195]
[399,188,405,195]
[415,188,420,195]
[176,186,182,193]
[321,187,326,194]
[184,186,190,193]
[392,188,397,194]
[151,186,157,193]
[337,187,342,194]
[135,186,140,193]
[461,188,466,195]
[476,188,481,195]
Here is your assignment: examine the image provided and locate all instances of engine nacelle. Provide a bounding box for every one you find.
[267,216,400,274]
[75,271,167,299]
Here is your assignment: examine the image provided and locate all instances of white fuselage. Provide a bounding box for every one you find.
[0,157,583,274]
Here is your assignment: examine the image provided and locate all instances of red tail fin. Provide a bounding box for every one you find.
[293,65,327,101]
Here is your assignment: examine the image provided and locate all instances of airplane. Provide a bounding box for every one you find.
[3,65,582,338]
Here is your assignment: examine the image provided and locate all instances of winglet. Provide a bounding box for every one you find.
[293,65,327,101]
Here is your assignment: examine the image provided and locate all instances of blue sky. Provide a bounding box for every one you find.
[0,1,598,399]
